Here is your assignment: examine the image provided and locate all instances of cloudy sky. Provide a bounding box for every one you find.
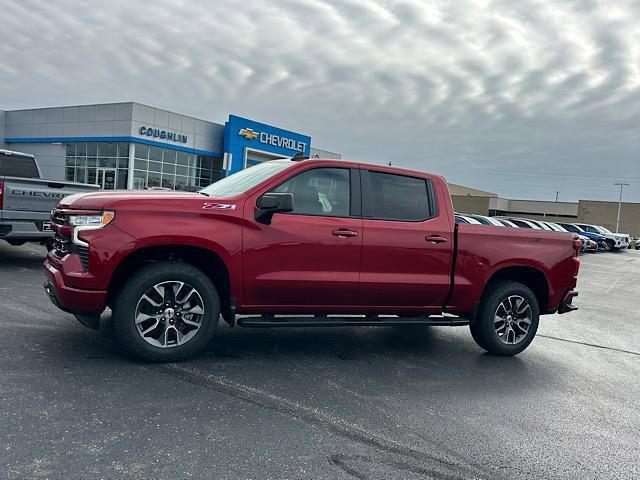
[1,0,638,201]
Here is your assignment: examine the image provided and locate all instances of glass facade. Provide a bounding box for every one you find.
[132,144,223,191]
[65,142,223,191]
[65,142,129,189]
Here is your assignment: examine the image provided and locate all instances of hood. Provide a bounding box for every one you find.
[57,190,204,210]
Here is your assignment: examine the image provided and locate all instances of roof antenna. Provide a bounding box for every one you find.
[291,151,309,161]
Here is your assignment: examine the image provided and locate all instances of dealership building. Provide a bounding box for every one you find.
[0,102,340,190]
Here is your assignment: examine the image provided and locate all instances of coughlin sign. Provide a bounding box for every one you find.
[238,128,307,152]
[139,126,187,143]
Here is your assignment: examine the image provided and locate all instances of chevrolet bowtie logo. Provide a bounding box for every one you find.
[238,128,259,140]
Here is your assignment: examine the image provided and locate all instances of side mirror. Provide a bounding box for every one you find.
[255,193,294,224]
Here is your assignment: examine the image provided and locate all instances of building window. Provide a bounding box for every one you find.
[65,142,129,189]
[132,143,222,191]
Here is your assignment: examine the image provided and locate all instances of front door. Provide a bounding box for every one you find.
[97,168,117,189]
[359,169,453,310]
[243,166,362,310]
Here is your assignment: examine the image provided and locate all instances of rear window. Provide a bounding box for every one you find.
[0,153,40,178]
[511,220,532,228]
[365,171,433,221]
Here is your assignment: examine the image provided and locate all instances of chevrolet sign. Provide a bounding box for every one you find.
[238,128,307,152]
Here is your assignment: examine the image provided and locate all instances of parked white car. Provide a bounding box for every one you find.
[463,214,510,227]
[574,224,630,250]
[495,217,543,230]
[454,214,483,225]
[541,221,597,252]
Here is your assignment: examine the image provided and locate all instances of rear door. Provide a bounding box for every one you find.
[243,166,363,309]
[359,169,452,310]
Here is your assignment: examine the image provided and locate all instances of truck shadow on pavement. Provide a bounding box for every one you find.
[93,314,544,394]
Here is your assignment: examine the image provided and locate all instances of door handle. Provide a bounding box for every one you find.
[332,229,358,238]
[425,235,447,244]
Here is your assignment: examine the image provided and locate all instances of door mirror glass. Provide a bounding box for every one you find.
[257,192,294,212]
[255,193,294,224]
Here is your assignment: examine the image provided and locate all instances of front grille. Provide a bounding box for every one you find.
[52,233,71,257]
[52,210,68,226]
[50,208,89,271]
[78,246,89,271]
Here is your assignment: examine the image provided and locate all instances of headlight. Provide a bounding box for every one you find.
[69,211,115,246]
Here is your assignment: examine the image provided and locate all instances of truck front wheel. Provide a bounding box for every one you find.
[112,261,220,362]
[469,281,540,356]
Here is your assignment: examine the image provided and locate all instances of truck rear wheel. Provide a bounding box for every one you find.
[469,280,540,356]
[112,261,220,362]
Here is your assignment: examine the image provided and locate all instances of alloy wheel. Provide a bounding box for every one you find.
[134,281,205,348]
[494,295,532,345]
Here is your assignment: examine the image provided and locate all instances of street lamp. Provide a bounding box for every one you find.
[614,182,630,233]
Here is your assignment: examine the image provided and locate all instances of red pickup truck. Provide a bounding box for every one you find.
[44,158,580,361]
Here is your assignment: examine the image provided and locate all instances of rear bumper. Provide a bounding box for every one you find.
[558,290,578,314]
[43,259,106,315]
[0,220,52,240]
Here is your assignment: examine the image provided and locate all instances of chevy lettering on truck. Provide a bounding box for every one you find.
[43,158,580,362]
[0,149,99,248]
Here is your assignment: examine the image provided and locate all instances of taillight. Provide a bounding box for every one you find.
[572,236,581,276]
[0,180,4,210]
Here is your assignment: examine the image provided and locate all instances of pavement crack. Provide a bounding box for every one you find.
[538,334,640,356]
[154,363,490,480]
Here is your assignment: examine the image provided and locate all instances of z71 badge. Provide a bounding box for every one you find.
[202,202,236,210]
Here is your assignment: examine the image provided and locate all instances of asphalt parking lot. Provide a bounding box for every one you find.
[1,243,639,480]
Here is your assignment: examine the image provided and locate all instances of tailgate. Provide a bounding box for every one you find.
[1,177,100,217]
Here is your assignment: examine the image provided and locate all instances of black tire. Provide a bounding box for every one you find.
[112,261,220,362]
[469,280,540,356]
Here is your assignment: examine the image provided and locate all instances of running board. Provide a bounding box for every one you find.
[236,316,469,328]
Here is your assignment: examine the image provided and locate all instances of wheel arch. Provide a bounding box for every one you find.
[106,244,233,321]
[484,265,550,314]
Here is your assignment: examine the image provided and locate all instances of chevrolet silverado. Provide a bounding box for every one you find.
[44,158,580,361]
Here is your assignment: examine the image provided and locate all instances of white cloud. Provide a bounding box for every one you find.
[0,0,638,200]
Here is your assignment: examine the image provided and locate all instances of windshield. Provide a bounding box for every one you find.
[471,216,492,226]
[595,225,612,234]
[560,223,583,233]
[199,161,292,198]
[547,223,567,232]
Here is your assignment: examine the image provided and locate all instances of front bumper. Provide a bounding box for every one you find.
[558,290,578,314]
[43,259,106,315]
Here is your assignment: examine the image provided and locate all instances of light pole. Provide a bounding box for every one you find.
[614,182,630,233]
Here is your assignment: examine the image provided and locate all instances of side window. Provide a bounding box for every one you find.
[366,171,432,221]
[272,167,350,217]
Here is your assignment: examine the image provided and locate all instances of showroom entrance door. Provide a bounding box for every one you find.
[97,168,117,189]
